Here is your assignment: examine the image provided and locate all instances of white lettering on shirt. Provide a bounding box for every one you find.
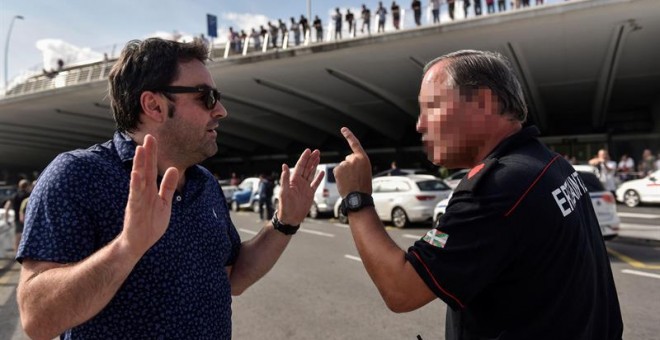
[552,171,588,217]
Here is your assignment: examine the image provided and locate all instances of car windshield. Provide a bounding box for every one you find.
[416,180,450,191]
[325,166,336,183]
[577,171,604,193]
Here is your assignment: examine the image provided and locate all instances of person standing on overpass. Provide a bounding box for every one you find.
[333,50,623,339]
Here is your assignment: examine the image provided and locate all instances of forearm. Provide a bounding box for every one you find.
[347,208,407,295]
[18,235,141,339]
[348,207,433,312]
[229,224,291,295]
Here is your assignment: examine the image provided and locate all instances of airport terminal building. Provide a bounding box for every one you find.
[1,0,659,182]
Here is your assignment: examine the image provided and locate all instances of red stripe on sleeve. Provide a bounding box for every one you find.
[410,250,465,309]
[504,154,561,217]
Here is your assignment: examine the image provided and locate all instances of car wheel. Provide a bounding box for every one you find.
[391,207,409,228]
[337,208,348,224]
[623,190,641,207]
[231,201,239,212]
[308,203,319,219]
[252,200,260,213]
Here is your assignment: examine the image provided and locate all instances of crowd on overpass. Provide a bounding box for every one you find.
[225,0,552,53]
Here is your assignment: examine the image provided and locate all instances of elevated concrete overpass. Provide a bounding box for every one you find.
[1,0,659,178]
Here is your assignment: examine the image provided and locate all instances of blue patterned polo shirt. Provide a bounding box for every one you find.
[17,131,242,339]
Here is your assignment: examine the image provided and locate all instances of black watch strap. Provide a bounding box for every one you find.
[271,210,300,235]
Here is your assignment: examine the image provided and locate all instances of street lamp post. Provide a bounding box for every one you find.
[4,15,25,90]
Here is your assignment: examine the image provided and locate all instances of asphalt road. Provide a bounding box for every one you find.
[0,204,658,339]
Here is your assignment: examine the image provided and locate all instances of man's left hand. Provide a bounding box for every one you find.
[276,149,324,225]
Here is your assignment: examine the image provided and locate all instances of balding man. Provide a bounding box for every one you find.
[333,50,623,339]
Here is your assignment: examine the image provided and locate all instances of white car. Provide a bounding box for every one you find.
[616,170,660,207]
[335,175,452,228]
[433,166,619,239]
[432,192,452,227]
[443,169,469,189]
[273,163,340,219]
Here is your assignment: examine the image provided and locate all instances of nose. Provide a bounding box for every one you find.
[213,102,228,119]
[416,114,426,133]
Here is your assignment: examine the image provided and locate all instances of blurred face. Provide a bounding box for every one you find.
[160,59,228,166]
[416,62,498,168]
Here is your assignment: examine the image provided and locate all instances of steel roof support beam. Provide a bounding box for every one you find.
[254,78,403,141]
[505,42,547,131]
[217,121,290,150]
[221,93,324,146]
[592,23,633,131]
[326,68,418,120]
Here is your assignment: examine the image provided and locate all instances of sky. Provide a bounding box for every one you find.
[0,0,564,89]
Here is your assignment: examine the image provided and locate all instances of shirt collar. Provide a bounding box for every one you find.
[486,125,541,160]
[113,131,137,166]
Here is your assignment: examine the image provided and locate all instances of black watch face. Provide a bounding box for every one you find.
[347,193,362,209]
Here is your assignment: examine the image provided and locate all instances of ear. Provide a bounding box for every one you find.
[140,91,166,123]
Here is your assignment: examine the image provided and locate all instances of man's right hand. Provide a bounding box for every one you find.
[120,135,179,258]
[333,127,373,197]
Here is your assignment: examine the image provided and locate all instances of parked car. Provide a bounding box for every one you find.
[273,163,340,219]
[432,192,453,227]
[335,175,451,228]
[616,169,660,207]
[218,179,238,207]
[230,177,261,212]
[373,168,433,177]
[443,169,469,189]
[433,166,619,239]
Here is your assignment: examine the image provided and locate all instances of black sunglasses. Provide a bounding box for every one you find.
[155,86,221,110]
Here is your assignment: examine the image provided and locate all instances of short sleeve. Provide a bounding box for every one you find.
[405,188,520,310]
[17,153,99,264]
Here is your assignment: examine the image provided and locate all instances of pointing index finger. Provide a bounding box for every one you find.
[341,127,365,156]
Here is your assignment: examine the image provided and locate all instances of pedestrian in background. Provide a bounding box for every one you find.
[412,0,422,26]
[333,49,623,339]
[313,15,324,42]
[430,0,441,23]
[3,179,30,253]
[391,1,402,29]
[346,9,356,36]
[333,8,343,40]
[376,2,388,33]
[361,4,372,35]
[15,37,324,339]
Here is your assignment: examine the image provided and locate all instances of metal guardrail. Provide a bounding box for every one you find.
[1,1,554,99]
[5,61,113,97]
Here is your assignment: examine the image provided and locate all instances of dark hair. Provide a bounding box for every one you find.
[108,38,209,132]
[423,50,528,122]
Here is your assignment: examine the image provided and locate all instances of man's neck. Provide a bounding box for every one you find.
[128,131,187,192]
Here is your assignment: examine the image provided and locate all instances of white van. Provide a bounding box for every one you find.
[273,163,339,219]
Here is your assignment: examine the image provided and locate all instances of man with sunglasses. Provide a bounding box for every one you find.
[16,37,324,339]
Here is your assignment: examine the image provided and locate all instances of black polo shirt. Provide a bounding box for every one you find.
[406,126,623,340]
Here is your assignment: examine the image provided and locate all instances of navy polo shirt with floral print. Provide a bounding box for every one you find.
[18,131,242,339]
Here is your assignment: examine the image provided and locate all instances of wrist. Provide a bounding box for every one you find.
[271,210,300,235]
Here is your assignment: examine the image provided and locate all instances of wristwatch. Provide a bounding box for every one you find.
[271,210,300,235]
[340,192,374,216]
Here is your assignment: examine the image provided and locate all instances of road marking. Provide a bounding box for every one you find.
[299,229,335,237]
[333,223,349,229]
[239,228,258,235]
[344,254,362,262]
[403,234,422,240]
[619,223,660,231]
[621,269,660,280]
[607,248,660,270]
[618,212,660,219]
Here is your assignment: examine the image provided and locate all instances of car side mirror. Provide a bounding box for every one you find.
[650,177,656,182]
